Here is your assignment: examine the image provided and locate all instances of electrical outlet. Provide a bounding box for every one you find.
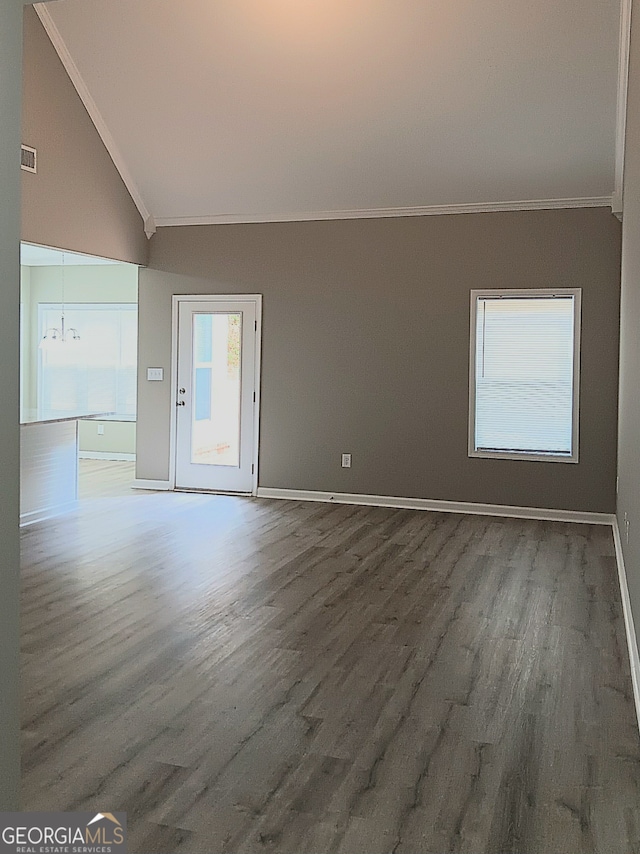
[97,424,105,436]
[341,453,352,468]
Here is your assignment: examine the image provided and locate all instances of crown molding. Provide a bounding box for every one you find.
[143,215,156,239]
[34,4,156,237]
[154,197,613,228]
[613,0,633,216]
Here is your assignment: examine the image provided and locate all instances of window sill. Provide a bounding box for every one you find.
[469,449,579,464]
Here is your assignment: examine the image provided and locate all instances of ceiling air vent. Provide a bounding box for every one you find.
[21,145,37,173]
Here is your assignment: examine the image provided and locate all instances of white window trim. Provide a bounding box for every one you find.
[468,287,582,464]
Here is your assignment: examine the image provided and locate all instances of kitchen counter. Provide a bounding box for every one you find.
[20,409,113,425]
[20,411,113,526]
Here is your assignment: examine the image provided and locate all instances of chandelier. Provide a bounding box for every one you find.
[39,251,81,348]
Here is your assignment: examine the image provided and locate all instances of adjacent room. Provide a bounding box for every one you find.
[19,242,139,522]
[2,1,640,853]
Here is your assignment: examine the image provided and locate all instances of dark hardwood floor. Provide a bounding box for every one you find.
[20,465,640,853]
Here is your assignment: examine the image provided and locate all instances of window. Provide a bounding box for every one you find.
[38,303,137,418]
[469,289,581,462]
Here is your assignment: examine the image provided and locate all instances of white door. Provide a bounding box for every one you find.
[174,297,260,492]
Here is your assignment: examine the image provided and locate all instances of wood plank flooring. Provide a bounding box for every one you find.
[20,473,640,853]
[78,458,137,499]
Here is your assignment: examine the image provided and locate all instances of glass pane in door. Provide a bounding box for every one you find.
[191,312,241,467]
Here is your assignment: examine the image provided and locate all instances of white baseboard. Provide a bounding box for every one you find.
[79,451,136,461]
[132,479,172,491]
[256,487,615,526]
[612,519,640,732]
[20,501,78,528]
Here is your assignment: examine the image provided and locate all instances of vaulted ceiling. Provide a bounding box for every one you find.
[38,0,622,231]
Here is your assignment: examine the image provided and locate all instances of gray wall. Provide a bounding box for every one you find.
[21,7,148,266]
[140,207,621,512]
[618,2,640,655]
[0,0,23,811]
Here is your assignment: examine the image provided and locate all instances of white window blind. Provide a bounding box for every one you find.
[39,304,137,418]
[470,291,580,461]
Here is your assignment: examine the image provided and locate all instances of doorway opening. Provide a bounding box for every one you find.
[20,242,139,517]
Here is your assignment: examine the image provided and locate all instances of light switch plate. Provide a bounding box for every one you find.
[147,367,164,381]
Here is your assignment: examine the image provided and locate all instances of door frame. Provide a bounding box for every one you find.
[169,294,262,495]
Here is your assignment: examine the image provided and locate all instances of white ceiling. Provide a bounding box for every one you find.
[40,0,622,227]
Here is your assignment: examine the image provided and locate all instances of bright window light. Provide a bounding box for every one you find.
[469,289,581,463]
[38,303,137,418]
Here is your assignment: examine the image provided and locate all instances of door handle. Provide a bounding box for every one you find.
[176,400,185,406]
